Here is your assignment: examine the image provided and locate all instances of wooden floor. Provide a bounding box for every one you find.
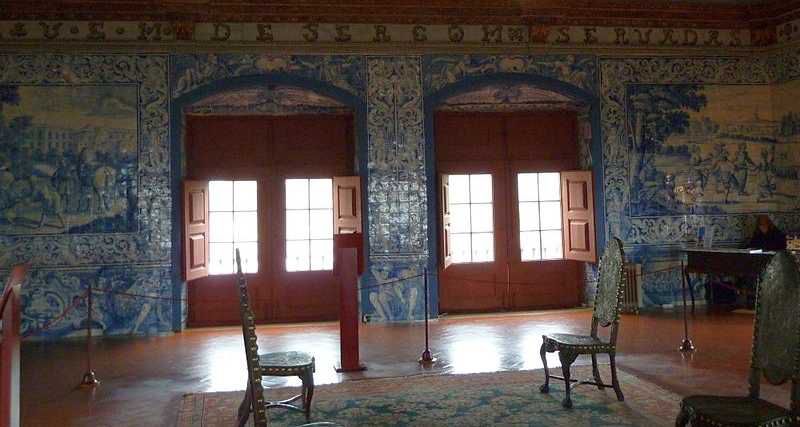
[21,308,789,426]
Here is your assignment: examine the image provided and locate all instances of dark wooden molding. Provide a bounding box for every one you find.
[0,0,797,29]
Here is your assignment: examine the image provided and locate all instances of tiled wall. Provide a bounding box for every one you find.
[2,47,799,338]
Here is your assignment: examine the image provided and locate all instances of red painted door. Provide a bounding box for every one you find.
[185,116,274,326]
[184,114,354,326]
[270,116,352,322]
[436,111,583,314]
[436,114,508,313]
[505,113,582,310]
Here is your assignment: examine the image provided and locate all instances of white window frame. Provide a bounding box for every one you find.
[517,172,564,262]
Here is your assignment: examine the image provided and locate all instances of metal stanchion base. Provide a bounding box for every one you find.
[79,371,100,387]
[679,339,695,353]
[418,349,437,365]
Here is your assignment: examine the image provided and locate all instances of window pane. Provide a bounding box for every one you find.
[209,180,233,212]
[309,209,333,239]
[470,174,493,204]
[538,173,561,201]
[309,179,332,209]
[540,201,562,230]
[286,240,310,272]
[310,239,333,271]
[286,210,310,240]
[209,211,233,243]
[450,233,472,264]
[448,175,470,204]
[450,204,471,234]
[233,180,257,211]
[471,233,494,262]
[517,173,539,202]
[470,203,493,233]
[520,231,541,261]
[518,202,541,232]
[233,211,258,243]
[209,242,233,275]
[285,179,309,210]
[234,242,258,274]
[541,230,563,260]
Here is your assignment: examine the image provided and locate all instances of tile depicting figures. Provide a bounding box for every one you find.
[627,83,800,217]
[0,85,139,235]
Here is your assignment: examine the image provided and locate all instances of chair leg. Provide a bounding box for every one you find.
[609,352,624,402]
[237,383,252,427]
[539,339,550,393]
[675,404,690,427]
[591,354,604,390]
[301,370,315,421]
[559,351,575,409]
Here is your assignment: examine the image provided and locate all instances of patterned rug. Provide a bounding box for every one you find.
[178,365,681,426]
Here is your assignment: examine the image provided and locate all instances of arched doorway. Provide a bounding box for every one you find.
[425,76,602,314]
[171,76,368,326]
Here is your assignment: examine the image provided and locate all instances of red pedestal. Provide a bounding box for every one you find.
[1,264,28,427]
[334,234,366,372]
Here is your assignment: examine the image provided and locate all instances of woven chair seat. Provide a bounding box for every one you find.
[680,395,794,427]
[259,351,314,376]
[544,333,614,353]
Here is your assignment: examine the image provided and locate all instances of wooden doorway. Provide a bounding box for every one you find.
[436,111,590,314]
[184,114,355,327]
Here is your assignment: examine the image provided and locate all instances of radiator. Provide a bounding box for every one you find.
[622,263,642,314]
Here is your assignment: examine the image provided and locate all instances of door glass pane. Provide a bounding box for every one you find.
[471,233,494,262]
[286,240,310,272]
[233,180,257,211]
[309,179,333,209]
[470,203,493,233]
[234,242,258,274]
[450,204,471,233]
[285,179,309,210]
[450,234,471,263]
[520,231,541,261]
[209,180,233,211]
[539,201,562,230]
[518,202,540,232]
[310,239,333,271]
[286,210,310,240]
[541,230,563,260]
[309,209,333,239]
[517,173,539,202]
[538,173,561,201]
[470,174,493,203]
[209,211,233,242]
[448,175,470,204]
[209,242,233,275]
[233,211,257,243]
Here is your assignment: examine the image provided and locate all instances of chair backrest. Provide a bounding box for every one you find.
[591,237,626,339]
[235,249,269,427]
[748,251,800,413]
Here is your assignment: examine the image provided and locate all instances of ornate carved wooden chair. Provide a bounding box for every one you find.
[539,237,626,408]
[235,250,319,427]
[676,251,800,427]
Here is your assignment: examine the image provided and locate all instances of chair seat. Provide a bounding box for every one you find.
[681,395,794,426]
[258,351,314,376]
[544,333,613,353]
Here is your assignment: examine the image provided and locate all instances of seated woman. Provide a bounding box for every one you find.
[748,215,787,251]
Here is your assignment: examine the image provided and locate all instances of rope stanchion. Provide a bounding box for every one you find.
[418,267,435,365]
[79,282,99,388]
[679,259,696,353]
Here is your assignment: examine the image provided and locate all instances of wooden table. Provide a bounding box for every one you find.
[682,247,775,306]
